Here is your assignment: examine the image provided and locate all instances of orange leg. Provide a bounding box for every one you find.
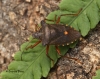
[55,46,82,64]
[26,40,41,50]
[56,8,82,24]
[45,8,82,24]
[46,45,54,62]
[63,55,82,64]
[44,14,57,23]
[55,46,62,56]
[21,40,41,60]
[44,18,55,22]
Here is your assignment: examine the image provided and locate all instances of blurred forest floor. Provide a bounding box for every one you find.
[0,0,100,79]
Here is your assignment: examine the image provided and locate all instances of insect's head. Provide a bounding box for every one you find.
[32,20,51,46]
[32,30,43,40]
[32,20,47,40]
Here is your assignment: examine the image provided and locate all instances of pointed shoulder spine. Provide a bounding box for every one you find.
[41,20,48,28]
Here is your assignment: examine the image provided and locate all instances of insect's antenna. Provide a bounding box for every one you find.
[35,24,41,32]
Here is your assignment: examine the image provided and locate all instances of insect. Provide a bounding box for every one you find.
[26,9,82,61]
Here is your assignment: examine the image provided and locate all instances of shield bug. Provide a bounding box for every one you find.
[26,9,82,61]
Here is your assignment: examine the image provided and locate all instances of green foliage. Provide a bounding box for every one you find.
[47,0,100,36]
[0,0,100,79]
[0,37,68,79]
[93,69,100,79]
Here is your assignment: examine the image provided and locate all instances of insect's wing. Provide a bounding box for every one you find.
[48,25,81,45]
[64,26,81,43]
[40,21,81,46]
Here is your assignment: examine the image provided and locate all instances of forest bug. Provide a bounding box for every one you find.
[26,9,82,61]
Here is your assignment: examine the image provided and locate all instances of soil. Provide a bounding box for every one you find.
[0,0,100,79]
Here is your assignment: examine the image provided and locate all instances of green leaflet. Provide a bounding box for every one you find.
[93,69,100,79]
[0,38,68,79]
[47,0,100,36]
[0,0,100,79]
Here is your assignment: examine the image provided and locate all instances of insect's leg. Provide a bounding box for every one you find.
[55,46,62,56]
[56,8,82,24]
[21,40,41,60]
[26,40,41,50]
[44,14,58,23]
[63,55,82,64]
[44,18,55,22]
[55,46,82,64]
[61,8,82,16]
[35,24,41,32]
[46,45,54,62]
